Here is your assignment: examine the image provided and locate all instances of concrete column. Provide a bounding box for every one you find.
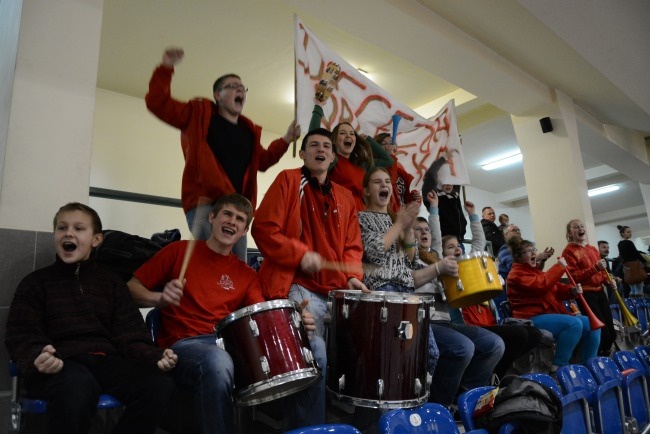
[511,90,596,252]
[0,0,104,232]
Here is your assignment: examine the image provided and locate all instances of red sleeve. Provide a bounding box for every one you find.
[251,171,309,268]
[133,242,182,290]
[341,192,364,281]
[257,137,290,172]
[144,65,195,130]
[562,244,602,285]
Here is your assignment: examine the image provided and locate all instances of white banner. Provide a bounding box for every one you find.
[295,17,469,190]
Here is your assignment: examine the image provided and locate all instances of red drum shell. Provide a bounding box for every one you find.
[215,299,320,406]
[326,290,432,409]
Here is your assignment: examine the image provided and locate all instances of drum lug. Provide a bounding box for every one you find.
[215,337,225,350]
[456,279,464,292]
[397,321,414,340]
[414,378,422,395]
[427,372,433,387]
[338,374,346,391]
[486,272,494,283]
[260,356,270,376]
[481,256,488,269]
[249,318,259,337]
[418,307,425,322]
[377,379,384,397]
[291,310,301,329]
[342,304,349,319]
[429,305,436,319]
[380,306,388,323]
[302,347,314,364]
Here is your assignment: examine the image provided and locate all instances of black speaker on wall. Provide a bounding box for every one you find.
[540,117,553,133]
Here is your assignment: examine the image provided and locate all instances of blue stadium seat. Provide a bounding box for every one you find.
[284,423,362,434]
[379,403,465,434]
[611,351,650,430]
[636,346,650,376]
[556,363,624,434]
[457,386,496,432]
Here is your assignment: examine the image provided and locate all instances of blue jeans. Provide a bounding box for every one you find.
[185,205,247,261]
[288,284,330,339]
[171,335,235,434]
[430,322,505,406]
[530,314,600,365]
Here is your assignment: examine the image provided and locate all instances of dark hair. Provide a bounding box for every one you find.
[301,128,334,151]
[212,74,241,94]
[374,132,392,145]
[332,122,374,168]
[597,240,609,246]
[507,236,534,262]
[617,225,630,236]
[210,194,254,228]
[482,206,493,213]
[53,202,102,234]
[498,213,509,225]
[416,217,428,224]
[441,235,459,252]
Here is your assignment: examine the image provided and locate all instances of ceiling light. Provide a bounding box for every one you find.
[588,185,620,197]
[481,152,522,171]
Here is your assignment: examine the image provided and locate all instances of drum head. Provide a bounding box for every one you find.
[215,299,297,335]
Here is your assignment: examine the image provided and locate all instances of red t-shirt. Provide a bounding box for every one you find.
[134,241,264,348]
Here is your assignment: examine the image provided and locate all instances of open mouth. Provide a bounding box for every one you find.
[222,227,236,236]
[62,241,77,252]
[343,140,353,147]
[379,190,389,199]
[234,96,243,104]
[315,155,326,162]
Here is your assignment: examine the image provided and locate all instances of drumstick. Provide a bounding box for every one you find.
[178,201,204,280]
[178,239,196,281]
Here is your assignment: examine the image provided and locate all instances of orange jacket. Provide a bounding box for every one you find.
[507,262,574,319]
[145,65,289,212]
[562,243,608,291]
[252,168,364,299]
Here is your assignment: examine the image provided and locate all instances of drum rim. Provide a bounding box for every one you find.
[326,387,429,409]
[235,368,321,406]
[214,299,298,334]
[329,289,433,303]
[453,250,495,261]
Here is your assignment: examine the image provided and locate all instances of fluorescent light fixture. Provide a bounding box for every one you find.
[481,152,522,171]
[588,185,620,197]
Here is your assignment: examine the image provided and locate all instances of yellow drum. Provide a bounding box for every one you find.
[441,251,503,308]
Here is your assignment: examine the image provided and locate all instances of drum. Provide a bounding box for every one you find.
[326,290,433,409]
[215,299,320,406]
[441,251,503,308]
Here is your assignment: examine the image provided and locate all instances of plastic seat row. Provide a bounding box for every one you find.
[457,348,650,434]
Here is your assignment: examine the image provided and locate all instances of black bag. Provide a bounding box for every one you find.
[477,375,562,434]
[94,230,165,281]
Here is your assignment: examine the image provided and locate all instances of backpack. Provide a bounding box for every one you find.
[94,230,166,281]
[477,375,562,434]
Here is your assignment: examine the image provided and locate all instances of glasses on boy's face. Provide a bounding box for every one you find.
[221,83,248,92]
[522,248,537,255]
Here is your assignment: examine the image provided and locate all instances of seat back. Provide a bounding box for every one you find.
[145,307,161,343]
[284,423,362,434]
[585,357,627,433]
[379,403,460,434]
[521,373,592,434]
[610,303,622,323]
[612,351,650,429]
[635,345,650,376]
[457,386,496,431]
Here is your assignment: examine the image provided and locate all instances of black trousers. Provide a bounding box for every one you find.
[581,290,616,356]
[482,324,543,379]
[25,354,175,434]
